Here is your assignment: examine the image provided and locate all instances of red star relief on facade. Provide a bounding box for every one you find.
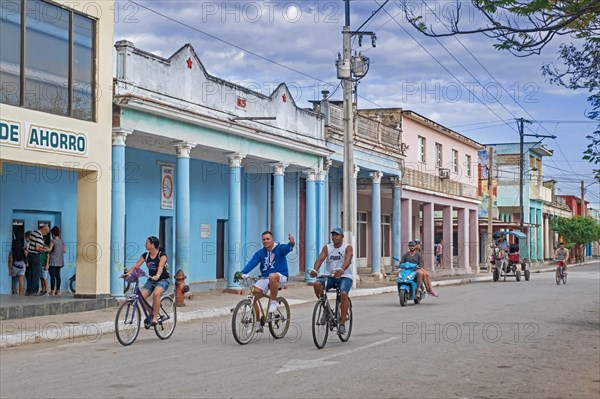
[186,57,193,69]
[282,93,287,103]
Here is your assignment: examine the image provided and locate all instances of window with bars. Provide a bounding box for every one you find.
[452,149,459,173]
[418,136,426,163]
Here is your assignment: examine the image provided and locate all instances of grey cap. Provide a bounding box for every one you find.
[331,227,344,236]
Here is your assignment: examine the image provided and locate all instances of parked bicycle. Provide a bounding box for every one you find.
[311,274,353,349]
[114,268,177,346]
[555,259,567,285]
[70,266,131,294]
[231,274,290,345]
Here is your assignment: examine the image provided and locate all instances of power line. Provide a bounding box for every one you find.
[375,1,519,134]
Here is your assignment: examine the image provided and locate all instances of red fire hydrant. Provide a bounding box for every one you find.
[175,269,189,307]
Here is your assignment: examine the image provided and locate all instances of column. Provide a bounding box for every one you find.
[329,168,341,232]
[175,142,195,278]
[422,202,434,272]
[412,204,420,241]
[443,205,454,270]
[227,153,245,289]
[544,214,550,259]
[469,209,479,273]
[457,208,470,271]
[401,198,412,250]
[352,165,360,284]
[110,128,130,298]
[317,167,328,251]
[305,170,318,281]
[272,162,288,242]
[391,177,402,266]
[537,208,543,261]
[370,171,382,276]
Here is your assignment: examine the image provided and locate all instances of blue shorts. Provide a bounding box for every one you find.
[318,276,352,294]
[142,279,169,293]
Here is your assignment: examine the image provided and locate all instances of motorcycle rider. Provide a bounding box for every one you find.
[399,241,438,298]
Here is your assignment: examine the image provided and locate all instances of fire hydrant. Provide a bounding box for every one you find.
[175,269,189,307]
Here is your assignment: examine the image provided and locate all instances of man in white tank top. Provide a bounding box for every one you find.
[309,228,353,334]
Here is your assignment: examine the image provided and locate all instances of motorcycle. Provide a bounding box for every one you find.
[393,258,426,307]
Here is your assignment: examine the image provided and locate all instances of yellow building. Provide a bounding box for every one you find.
[0,0,114,296]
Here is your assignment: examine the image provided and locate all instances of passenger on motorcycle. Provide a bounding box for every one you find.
[413,240,438,297]
[399,241,438,298]
[554,242,569,271]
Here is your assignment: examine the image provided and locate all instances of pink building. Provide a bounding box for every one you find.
[399,111,483,273]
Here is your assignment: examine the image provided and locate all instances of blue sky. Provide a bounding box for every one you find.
[113,0,599,208]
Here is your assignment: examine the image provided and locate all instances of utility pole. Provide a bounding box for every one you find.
[518,118,527,233]
[338,0,378,285]
[487,146,494,272]
[517,118,555,233]
[341,0,356,282]
[581,180,586,216]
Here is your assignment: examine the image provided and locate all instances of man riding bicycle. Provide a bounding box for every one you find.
[309,228,353,335]
[239,231,295,333]
[554,242,570,271]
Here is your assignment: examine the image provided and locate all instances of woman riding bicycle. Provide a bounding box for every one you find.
[124,236,170,326]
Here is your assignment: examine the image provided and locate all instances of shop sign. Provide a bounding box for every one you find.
[27,124,87,156]
[161,165,174,210]
[0,119,21,146]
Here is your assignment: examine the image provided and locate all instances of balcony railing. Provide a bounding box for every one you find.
[402,166,478,199]
[328,106,402,149]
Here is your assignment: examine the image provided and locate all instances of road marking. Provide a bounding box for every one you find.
[277,336,399,374]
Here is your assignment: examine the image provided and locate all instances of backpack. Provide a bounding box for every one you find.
[145,251,170,280]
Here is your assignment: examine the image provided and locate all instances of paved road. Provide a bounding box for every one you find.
[1,263,598,399]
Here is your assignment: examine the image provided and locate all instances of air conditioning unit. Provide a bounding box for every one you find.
[439,168,450,179]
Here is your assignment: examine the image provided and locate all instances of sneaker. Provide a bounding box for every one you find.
[268,300,278,313]
[338,324,346,335]
[255,322,263,333]
[319,310,328,325]
[429,291,439,298]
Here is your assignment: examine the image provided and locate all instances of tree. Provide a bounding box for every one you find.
[550,216,600,260]
[401,0,600,173]
[401,0,600,55]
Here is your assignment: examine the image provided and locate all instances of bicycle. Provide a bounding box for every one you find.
[231,275,291,345]
[555,259,567,285]
[311,274,353,349]
[114,268,177,346]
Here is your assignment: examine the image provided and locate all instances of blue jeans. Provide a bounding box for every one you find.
[27,252,41,294]
[318,276,352,294]
[142,278,169,293]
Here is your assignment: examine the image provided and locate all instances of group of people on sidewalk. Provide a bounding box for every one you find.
[8,224,66,296]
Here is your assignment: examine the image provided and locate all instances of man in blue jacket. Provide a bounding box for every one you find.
[240,231,295,332]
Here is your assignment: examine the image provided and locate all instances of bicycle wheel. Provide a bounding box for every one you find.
[337,297,353,342]
[556,267,561,285]
[232,299,256,345]
[312,300,329,349]
[562,271,567,284]
[115,300,141,346]
[268,297,290,339]
[154,296,177,340]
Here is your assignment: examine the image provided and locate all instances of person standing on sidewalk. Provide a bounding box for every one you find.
[8,241,27,295]
[26,225,49,296]
[48,226,66,295]
[435,239,443,269]
[240,231,295,333]
[309,228,353,335]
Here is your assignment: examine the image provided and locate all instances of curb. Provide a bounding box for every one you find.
[1,262,594,348]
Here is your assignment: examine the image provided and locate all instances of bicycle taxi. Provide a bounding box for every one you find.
[491,230,531,282]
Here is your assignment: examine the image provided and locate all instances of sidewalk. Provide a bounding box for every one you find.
[1,260,595,348]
